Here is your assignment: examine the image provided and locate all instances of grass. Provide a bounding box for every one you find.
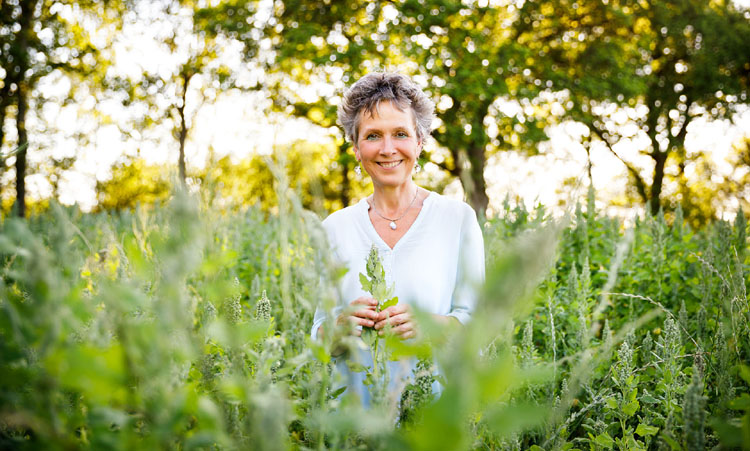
[0,184,748,450]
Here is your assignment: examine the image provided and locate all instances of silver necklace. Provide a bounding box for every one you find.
[369,188,419,230]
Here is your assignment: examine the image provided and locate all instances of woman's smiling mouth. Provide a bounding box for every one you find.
[377,160,402,168]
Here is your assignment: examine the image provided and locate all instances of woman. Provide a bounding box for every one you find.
[311,72,485,405]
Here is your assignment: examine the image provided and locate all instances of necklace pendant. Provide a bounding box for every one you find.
[389,221,397,230]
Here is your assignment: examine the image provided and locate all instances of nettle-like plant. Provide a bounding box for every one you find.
[357,245,399,406]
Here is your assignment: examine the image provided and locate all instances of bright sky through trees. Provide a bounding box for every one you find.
[8,0,750,216]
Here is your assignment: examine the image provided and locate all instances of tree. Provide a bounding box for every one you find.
[0,0,128,217]
[196,0,382,208]
[672,136,750,227]
[200,0,569,215]
[112,0,240,187]
[197,140,371,213]
[95,157,172,211]
[202,0,750,217]
[523,0,750,215]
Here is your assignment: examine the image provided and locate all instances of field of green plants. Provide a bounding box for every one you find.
[1,184,749,450]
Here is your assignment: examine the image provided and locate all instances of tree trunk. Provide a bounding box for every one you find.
[14,0,35,218]
[339,142,350,207]
[0,83,11,152]
[649,150,668,216]
[583,140,594,189]
[0,83,13,202]
[176,71,191,186]
[466,145,489,217]
[15,83,28,218]
[645,89,664,216]
[178,116,187,185]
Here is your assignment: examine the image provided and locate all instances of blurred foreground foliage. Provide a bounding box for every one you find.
[1,181,749,450]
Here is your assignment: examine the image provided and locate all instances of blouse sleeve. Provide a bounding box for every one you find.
[312,302,345,340]
[311,307,326,340]
[311,215,343,340]
[446,205,485,324]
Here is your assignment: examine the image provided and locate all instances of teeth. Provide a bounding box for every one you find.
[379,161,401,168]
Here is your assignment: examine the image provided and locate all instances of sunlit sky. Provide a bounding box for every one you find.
[14,1,750,215]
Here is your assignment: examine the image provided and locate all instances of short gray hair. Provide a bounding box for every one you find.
[338,72,435,144]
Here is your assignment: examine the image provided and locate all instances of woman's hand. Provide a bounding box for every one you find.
[336,296,379,337]
[374,304,417,339]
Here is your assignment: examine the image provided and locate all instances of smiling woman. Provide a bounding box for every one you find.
[311,72,485,407]
[356,101,421,197]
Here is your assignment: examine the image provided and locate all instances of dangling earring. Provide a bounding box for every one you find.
[415,145,423,174]
[354,164,362,175]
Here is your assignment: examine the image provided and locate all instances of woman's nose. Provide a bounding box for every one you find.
[380,136,396,154]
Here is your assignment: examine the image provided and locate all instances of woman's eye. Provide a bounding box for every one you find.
[366,133,379,140]
[396,132,408,138]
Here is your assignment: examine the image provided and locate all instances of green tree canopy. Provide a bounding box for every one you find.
[198,0,749,218]
[526,0,750,216]
[0,0,129,217]
[112,0,243,186]
[95,157,171,212]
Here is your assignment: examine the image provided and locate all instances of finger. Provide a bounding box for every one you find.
[353,309,379,320]
[382,304,407,315]
[393,322,415,338]
[337,311,362,325]
[378,304,408,320]
[374,313,409,329]
[378,318,414,335]
[389,314,410,326]
[374,316,397,329]
[400,330,416,339]
[352,317,375,328]
[351,297,378,307]
[378,323,414,337]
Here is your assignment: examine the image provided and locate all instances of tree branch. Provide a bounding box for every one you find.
[588,120,649,203]
[432,159,459,177]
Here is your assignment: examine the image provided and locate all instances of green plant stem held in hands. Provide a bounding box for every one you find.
[357,245,399,405]
[359,245,399,344]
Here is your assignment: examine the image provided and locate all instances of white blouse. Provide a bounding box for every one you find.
[311,191,485,404]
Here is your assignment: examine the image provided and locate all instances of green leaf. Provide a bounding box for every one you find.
[635,423,659,437]
[311,341,330,364]
[381,296,398,310]
[659,432,682,450]
[45,344,127,405]
[329,386,347,399]
[346,361,368,373]
[738,365,750,384]
[728,393,750,410]
[594,432,614,449]
[361,327,376,347]
[640,393,660,404]
[482,402,549,439]
[622,400,639,417]
[374,284,386,303]
[710,418,743,447]
[359,272,371,292]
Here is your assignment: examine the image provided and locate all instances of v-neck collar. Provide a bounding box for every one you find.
[359,191,434,251]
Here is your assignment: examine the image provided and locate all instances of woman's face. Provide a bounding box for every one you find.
[354,100,421,190]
